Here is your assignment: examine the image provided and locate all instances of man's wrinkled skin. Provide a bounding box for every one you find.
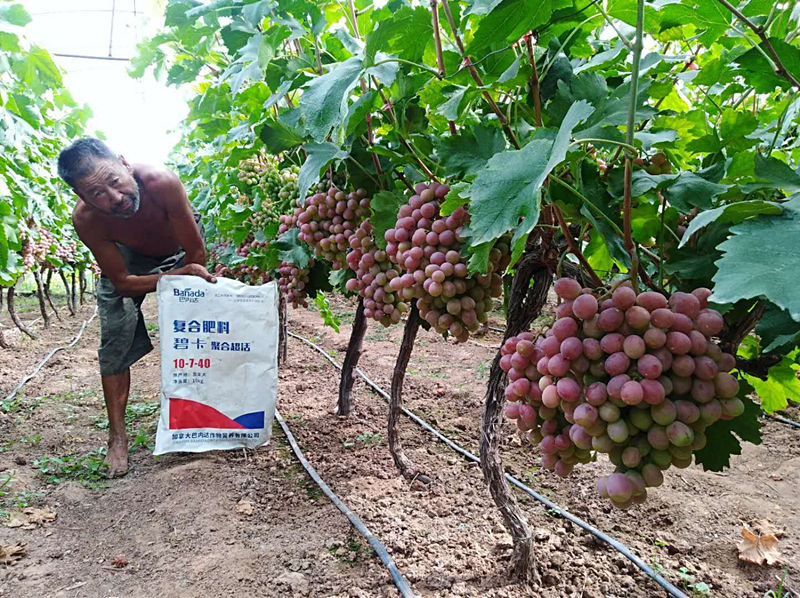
[72,155,216,476]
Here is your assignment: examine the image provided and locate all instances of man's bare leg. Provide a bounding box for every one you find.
[101,369,130,476]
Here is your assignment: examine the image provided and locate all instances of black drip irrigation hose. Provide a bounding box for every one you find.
[287,330,689,598]
[764,412,800,429]
[4,306,99,403]
[274,410,418,598]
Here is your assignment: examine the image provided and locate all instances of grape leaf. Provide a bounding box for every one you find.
[753,154,800,193]
[663,172,728,212]
[364,6,431,64]
[297,142,348,203]
[466,100,594,246]
[273,228,314,269]
[0,4,31,26]
[432,125,506,178]
[314,291,341,333]
[743,352,800,414]
[299,57,363,141]
[370,190,407,250]
[467,0,555,54]
[678,200,783,248]
[711,194,800,320]
[757,305,800,353]
[694,390,762,472]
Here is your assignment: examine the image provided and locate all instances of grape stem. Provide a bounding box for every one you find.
[440,0,520,149]
[552,205,602,287]
[345,0,438,181]
[523,33,542,127]
[430,0,457,135]
[550,176,624,237]
[715,0,800,89]
[622,0,644,294]
[571,138,638,155]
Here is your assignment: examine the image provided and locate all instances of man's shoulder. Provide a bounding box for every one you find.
[134,163,181,196]
[72,201,101,241]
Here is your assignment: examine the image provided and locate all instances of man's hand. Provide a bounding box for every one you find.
[171,263,217,283]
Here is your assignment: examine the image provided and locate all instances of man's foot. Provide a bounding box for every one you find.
[104,434,129,478]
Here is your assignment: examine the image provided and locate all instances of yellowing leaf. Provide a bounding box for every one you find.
[0,542,26,565]
[737,526,781,566]
[236,499,254,516]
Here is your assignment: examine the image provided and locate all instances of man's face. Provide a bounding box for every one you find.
[74,156,140,219]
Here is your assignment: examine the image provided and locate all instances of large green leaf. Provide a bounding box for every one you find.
[757,305,800,353]
[364,6,431,64]
[466,100,594,246]
[753,154,800,193]
[679,200,783,248]
[664,172,728,212]
[694,390,762,472]
[432,125,506,178]
[299,57,363,141]
[467,0,555,54]
[743,353,800,413]
[712,195,800,320]
[297,142,348,203]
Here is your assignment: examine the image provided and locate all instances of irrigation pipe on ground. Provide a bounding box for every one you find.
[288,330,689,598]
[275,410,418,598]
[4,306,98,403]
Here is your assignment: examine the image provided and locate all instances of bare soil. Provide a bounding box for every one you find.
[0,292,797,598]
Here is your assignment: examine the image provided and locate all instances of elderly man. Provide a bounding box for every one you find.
[58,138,216,476]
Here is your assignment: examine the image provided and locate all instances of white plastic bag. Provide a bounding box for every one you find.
[153,275,279,455]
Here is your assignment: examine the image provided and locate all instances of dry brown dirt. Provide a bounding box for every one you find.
[0,292,798,598]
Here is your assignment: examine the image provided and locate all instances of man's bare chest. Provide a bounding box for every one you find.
[101,204,179,255]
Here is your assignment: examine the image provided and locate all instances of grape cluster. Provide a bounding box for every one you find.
[278,261,312,308]
[345,219,406,326]
[385,182,508,342]
[20,227,77,269]
[237,156,300,231]
[280,187,370,270]
[209,238,271,284]
[503,278,740,508]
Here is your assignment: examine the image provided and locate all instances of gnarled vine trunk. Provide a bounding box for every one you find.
[388,301,430,485]
[7,283,37,339]
[479,235,554,582]
[33,268,50,328]
[337,296,367,416]
[58,271,75,316]
[70,270,78,312]
[43,269,62,321]
[79,268,87,305]
[278,292,288,366]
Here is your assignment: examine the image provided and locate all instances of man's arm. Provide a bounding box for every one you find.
[74,211,213,298]
[155,171,206,266]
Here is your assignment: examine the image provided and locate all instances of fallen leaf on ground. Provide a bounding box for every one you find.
[3,506,57,530]
[738,526,781,566]
[751,519,785,538]
[0,542,27,565]
[236,499,254,516]
[111,555,128,568]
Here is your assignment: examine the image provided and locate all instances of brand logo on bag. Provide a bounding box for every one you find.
[174,288,205,303]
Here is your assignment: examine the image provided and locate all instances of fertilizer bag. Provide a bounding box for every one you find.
[154,275,279,455]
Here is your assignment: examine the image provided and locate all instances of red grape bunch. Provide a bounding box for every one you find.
[345,219,406,326]
[280,187,370,270]
[278,261,312,308]
[503,277,741,509]
[384,182,508,342]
